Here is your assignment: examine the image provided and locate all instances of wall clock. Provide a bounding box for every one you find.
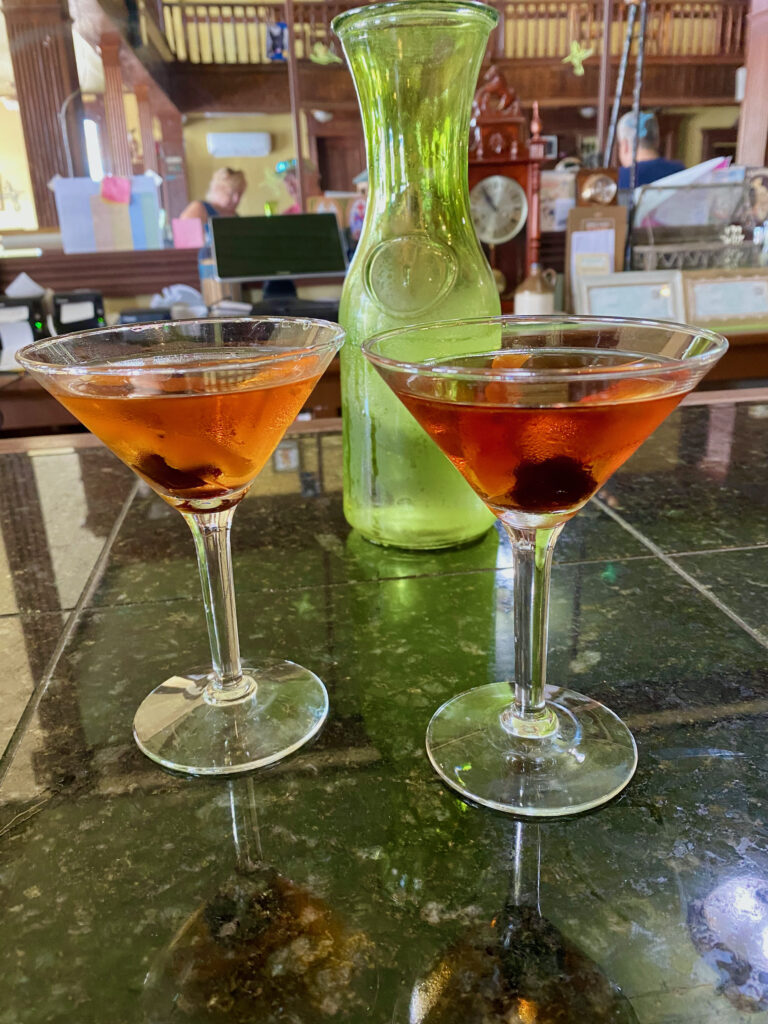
[470,175,528,245]
[467,65,544,298]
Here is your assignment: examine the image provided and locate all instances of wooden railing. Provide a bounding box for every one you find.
[152,0,747,64]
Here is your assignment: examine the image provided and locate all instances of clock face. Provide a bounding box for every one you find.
[470,175,528,245]
[580,172,618,205]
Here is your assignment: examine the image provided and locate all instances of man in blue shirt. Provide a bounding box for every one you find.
[617,111,685,188]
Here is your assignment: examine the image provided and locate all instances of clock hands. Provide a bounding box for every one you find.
[481,186,498,213]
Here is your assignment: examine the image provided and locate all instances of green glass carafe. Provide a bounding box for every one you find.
[333,0,500,549]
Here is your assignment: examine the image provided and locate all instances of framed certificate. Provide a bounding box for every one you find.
[574,270,685,321]
[681,269,768,329]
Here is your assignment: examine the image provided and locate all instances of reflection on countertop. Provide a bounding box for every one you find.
[1,393,768,1022]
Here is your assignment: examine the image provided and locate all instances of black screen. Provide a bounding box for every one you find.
[211,213,348,281]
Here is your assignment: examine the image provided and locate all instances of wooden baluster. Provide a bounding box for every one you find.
[162,3,174,54]
[495,3,506,59]
[231,4,239,65]
[214,3,221,62]
[249,3,257,63]
[170,4,181,60]
[235,4,243,63]
[729,2,741,53]
[205,2,213,62]
[714,0,724,53]
[194,3,202,63]
[661,1,670,55]
[182,6,192,63]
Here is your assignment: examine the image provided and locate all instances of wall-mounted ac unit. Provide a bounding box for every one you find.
[206,132,272,158]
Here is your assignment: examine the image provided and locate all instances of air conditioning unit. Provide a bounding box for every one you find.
[206,132,272,158]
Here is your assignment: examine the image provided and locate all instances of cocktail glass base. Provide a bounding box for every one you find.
[133,660,329,776]
[426,681,637,818]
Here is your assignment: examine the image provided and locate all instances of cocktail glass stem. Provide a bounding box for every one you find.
[501,524,564,739]
[183,508,250,701]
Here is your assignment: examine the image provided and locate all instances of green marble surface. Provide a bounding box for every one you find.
[1,398,768,1023]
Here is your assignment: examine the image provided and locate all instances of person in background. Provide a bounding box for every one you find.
[179,168,246,308]
[179,167,247,225]
[277,159,321,214]
[617,111,684,188]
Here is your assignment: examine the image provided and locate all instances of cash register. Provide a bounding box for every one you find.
[51,291,106,335]
[0,296,48,370]
[211,213,346,321]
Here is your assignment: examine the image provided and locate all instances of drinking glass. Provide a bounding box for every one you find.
[363,316,727,816]
[18,318,344,776]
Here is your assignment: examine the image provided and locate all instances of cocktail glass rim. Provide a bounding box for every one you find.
[17,315,345,378]
[362,314,728,385]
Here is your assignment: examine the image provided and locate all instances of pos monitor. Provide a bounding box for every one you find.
[211,212,348,283]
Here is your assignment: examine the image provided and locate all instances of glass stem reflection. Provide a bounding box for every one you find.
[502,524,563,738]
[507,820,541,913]
[184,508,246,696]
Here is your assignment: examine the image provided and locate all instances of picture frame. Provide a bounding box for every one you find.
[541,135,558,160]
[272,439,300,472]
[565,206,628,310]
[681,268,768,330]
[574,270,685,321]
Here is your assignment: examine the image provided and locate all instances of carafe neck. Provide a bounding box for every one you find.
[336,5,497,230]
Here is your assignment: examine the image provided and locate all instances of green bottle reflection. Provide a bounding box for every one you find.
[340,527,501,763]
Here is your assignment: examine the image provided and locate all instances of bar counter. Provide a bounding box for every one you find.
[1,393,768,1022]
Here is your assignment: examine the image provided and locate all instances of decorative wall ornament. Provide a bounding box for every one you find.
[562,41,593,76]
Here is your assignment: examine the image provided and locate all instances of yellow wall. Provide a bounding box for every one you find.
[0,105,37,231]
[667,105,739,167]
[123,92,141,163]
[182,113,297,216]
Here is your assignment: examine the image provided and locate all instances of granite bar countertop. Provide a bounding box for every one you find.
[1,392,767,1023]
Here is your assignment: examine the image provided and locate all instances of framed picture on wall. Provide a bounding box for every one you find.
[541,135,558,160]
[682,268,768,329]
[574,270,685,321]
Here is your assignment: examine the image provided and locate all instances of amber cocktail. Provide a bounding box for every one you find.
[364,317,727,816]
[18,318,344,776]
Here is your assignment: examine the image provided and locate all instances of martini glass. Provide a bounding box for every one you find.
[17,318,344,776]
[363,316,727,816]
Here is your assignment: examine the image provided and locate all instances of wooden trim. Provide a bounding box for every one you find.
[0,249,200,297]
[683,387,768,405]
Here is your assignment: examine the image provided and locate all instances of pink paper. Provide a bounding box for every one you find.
[100,176,131,204]
[172,217,205,249]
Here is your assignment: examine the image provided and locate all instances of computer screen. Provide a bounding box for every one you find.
[211,213,348,282]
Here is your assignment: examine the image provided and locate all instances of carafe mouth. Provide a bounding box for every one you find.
[332,0,499,37]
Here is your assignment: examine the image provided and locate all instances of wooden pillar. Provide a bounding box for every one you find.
[596,0,614,160]
[1,0,87,227]
[737,0,768,165]
[135,83,158,174]
[100,33,133,178]
[157,108,189,219]
[285,0,305,209]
